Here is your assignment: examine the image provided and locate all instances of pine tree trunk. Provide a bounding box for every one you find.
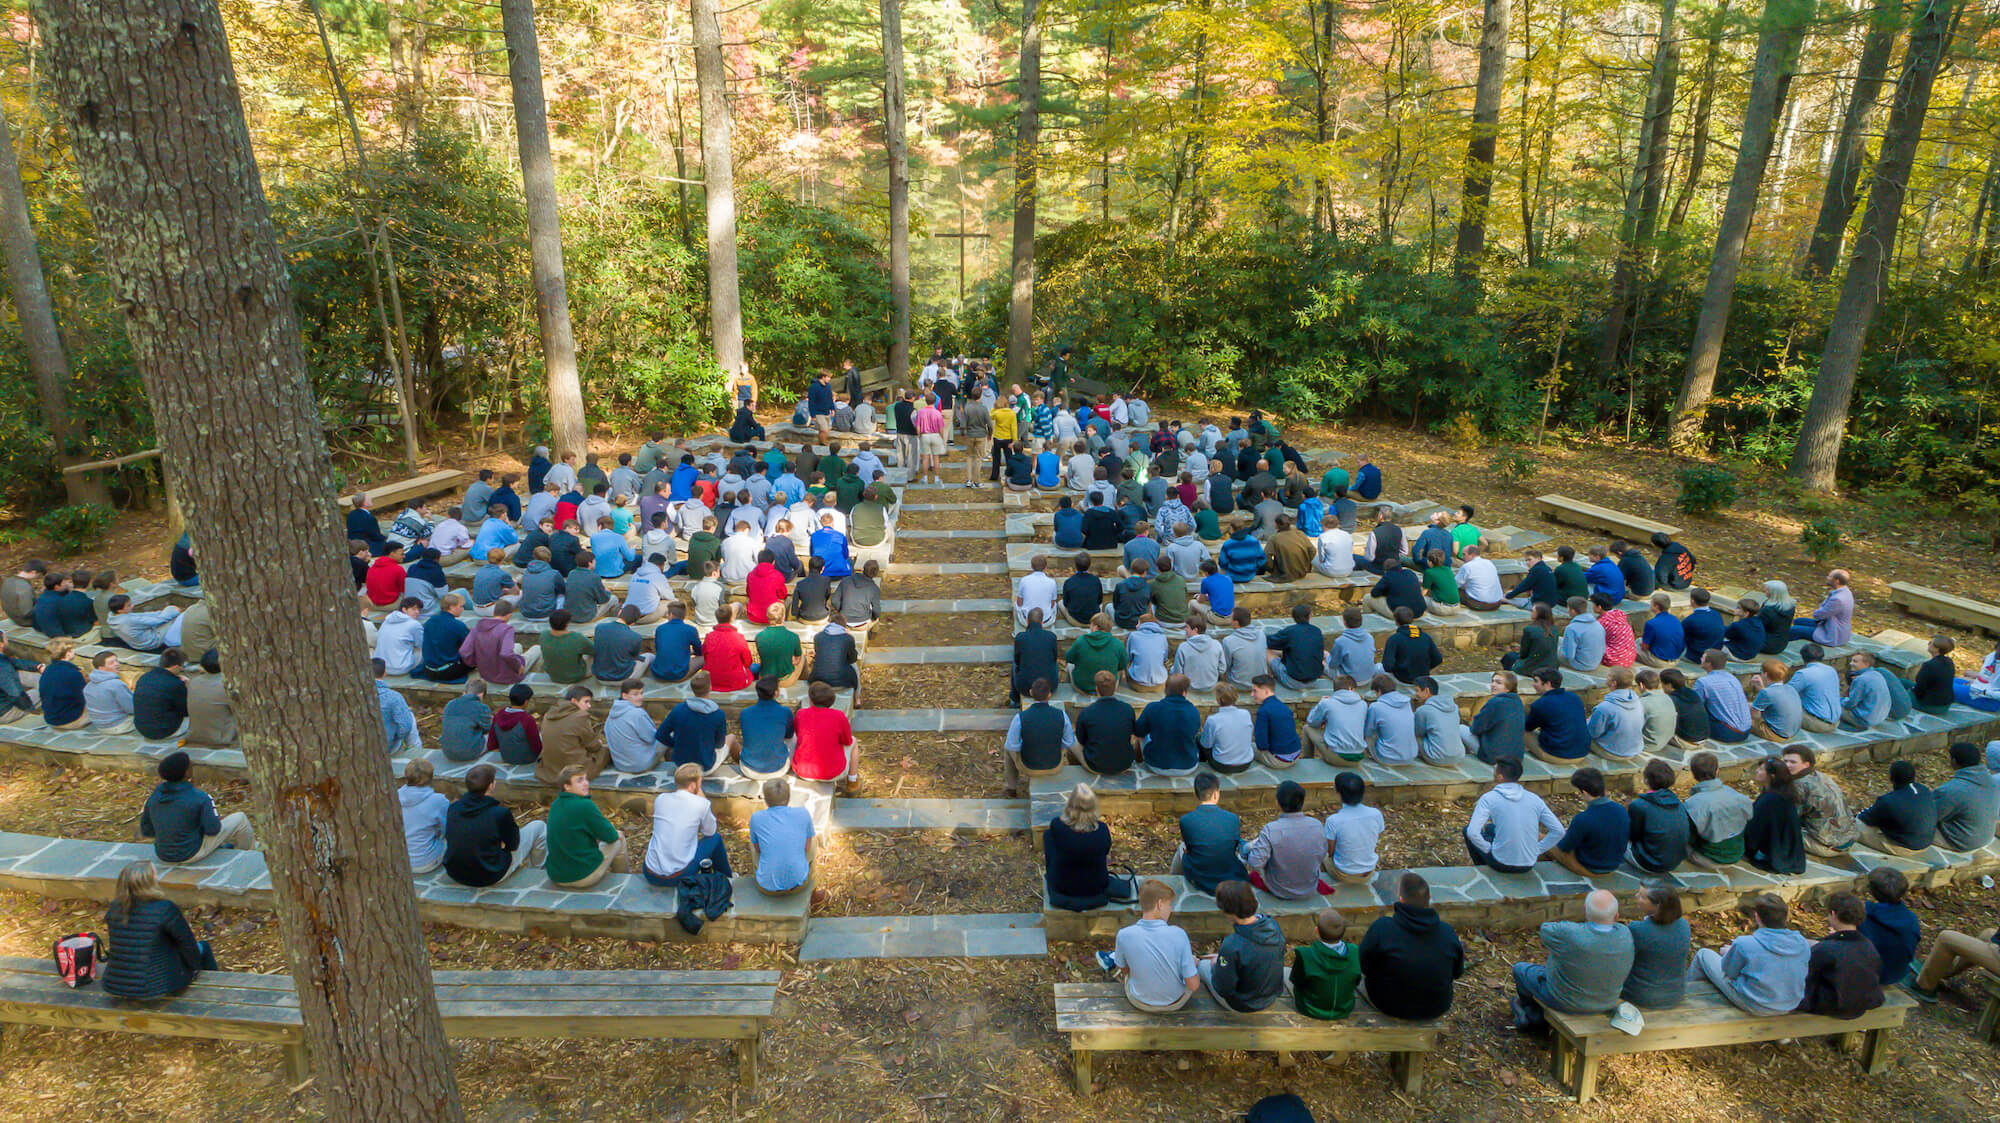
[33,2,464,1118]
[880,0,910,384]
[1452,0,1511,280]
[1799,0,1901,279]
[691,0,745,388]
[1667,0,1815,451]
[1789,0,1959,491]
[0,99,105,506]
[1005,0,1042,387]
[1667,0,1732,233]
[1598,0,1679,374]
[499,0,587,458]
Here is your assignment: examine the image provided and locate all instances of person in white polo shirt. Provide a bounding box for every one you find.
[1095,878,1201,1012]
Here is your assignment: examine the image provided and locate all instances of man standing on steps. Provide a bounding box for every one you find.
[959,390,992,490]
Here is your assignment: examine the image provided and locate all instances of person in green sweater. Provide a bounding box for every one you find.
[1193,501,1222,542]
[1064,613,1128,692]
[1449,505,1482,558]
[544,766,627,889]
[538,609,595,684]
[1421,548,1462,616]
[1552,545,1589,606]
[1150,566,1190,626]
[1319,463,1350,500]
[755,601,805,686]
[1291,907,1362,1019]
[685,518,723,579]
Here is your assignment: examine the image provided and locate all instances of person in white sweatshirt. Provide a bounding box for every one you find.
[1313,524,1356,578]
[1304,676,1369,761]
[1586,666,1647,759]
[1171,617,1229,691]
[373,598,426,677]
[1363,674,1418,764]
[399,757,450,874]
[1465,757,1564,873]
[1411,676,1466,764]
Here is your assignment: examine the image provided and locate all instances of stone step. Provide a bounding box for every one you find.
[1041,838,2000,942]
[898,529,1008,540]
[878,598,1010,615]
[850,709,1015,733]
[827,799,1028,833]
[898,503,1005,512]
[799,913,1047,961]
[0,831,808,944]
[884,562,1009,576]
[860,645,1012,665]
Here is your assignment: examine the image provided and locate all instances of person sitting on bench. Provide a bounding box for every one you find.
[83,651,135,734]
[1689,891,1810,1015]
[1693,649,1752,743]
[544,765,628,890]
[1623,885,1691,1009]
[1855,760,1937,856]
[101,860,220,999]
[1744,758,1807,875]
[1465,757,1562,873]
[1782,744,1858,858]
[1197,879,1286,1013]
[1096,878,1202,1014]
[141,750,255,865]
[1245,781,1335,899]
[1359,873,1463,1019]
[643,763,730,885]
[1796,890,1885,1019]
[1790,569,1854,646]
[1558,597,1604,672]
[1626,760,1690,873]
[1524,668,1588,763]
[1908,920,2000,1004]
[1510,889,1633,1032]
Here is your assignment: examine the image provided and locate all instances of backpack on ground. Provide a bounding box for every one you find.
[53,932,103,988]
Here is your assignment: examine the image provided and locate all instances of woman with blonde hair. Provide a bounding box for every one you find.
[1755,580,1795,654]
[1043,783,1135,911]
[102,861,217,998]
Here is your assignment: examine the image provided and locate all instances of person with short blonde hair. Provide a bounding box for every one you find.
[1044,783,1135,910]
[1097,878,1200,1013]
[643,762,731,884]
[748,777,819,900]
[399,757,450,874]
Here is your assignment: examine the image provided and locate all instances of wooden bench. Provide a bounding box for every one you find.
[1535,494,1680,541]
[1977,972,2000,1044]
[1889,582,2000,635]
[338,469,469,509]
[1053,982,1438,1096]
[1542,981,1914,1103]
[0,958,780,1087]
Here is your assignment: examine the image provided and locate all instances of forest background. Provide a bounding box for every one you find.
[2,0,1997,516]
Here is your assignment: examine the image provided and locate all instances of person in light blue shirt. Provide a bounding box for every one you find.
[623,556,675,624]
[1126,616,1171,689]
[1364,675,1418,764]
[1693,650,1753,741]
[1789,646,1843,731]
[1410,676,1464,764]
[590,526,635,577]
[747,777,817,895]
[772,468,806,506]
[1690,892,1812,1015]
[1099,880,1201,1012]
[471,509,518,557]
[373,658,421,754]
[1304,678,1369,761]
[1749,660,1804,740]
[1840,650,1891,730]
[1558,598,1606,671]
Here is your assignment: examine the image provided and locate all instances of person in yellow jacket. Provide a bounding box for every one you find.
[990,399,1020,484]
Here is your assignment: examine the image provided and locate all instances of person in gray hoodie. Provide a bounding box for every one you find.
[1304,676,1369,760]
[1558,597,1606,671]
[1411,676,1465,764]
[1363,675,1418,764]
[1161,527,1207,581]
[104,596,182,653]
[82,652,136,733]
[1512,890,1635,1030]
[1197,880,1288,1012]
[1932,740,2000,852]
[1682,751,1754,867]
[1170,617,1229,691]
[1217,608,1269,688]
[1330,606,1380,683]
[1586,667,1645,759]
[606,679,662,773]
[1690,892,1812,1014]
[1465,757,1564,872]
[439,678,493,762]
[515,550,564,621]
[399,758,450,873]
[1634,669,1677,756]
[1626,759,1691,872]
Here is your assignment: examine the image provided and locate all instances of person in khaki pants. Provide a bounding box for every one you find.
[958,394,993,489]
[544,766,627,890]
[140,751,256,864]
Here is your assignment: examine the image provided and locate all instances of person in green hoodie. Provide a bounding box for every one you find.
[1149,565,1190,626]
[1291,907,1362,1020]
[1552,545,1589,606]
[543,766,627,889]
[1063,612,1128,692]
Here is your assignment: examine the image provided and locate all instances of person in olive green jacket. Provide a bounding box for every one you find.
[1290,907,1363,1019]
[1063,613,1128,692]
[538,609,595,684]
[1149,567,1190,626]
[544,766,626,889]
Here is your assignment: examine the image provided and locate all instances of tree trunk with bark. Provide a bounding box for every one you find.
[1790,0,1960,490]
[881,0,910,383]
[0,99,105,505]
[499,0,587,459]
[1667,0,1815,451]
[1598,0,1679,373]
[691,0,745,389]
[1452,0,1511,280]
[1667,0,1732,233]
[1005,0,1042,386]
[1799,0,1902,279]
[33,2,464,1119]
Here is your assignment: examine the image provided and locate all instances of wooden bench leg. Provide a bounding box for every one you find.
[1399,1050,1425,1094]
[1860,1027,1893,1075]
[280,1041,310,1084]
[1073,1048,1094,1097]
[1572,1051,1600,1105]
[1275,1050,1295,1070]
[1977,997,2000,1044]
[1549,1036,1571,1091]
[738,1031,761,1089]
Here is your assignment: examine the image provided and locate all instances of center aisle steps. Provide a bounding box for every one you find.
[799,914,1047,961]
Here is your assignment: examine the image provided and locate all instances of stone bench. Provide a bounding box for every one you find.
[1023,704,2000,820]
[1054,982,1438,1097]
[1535,494,1680,541]
[0,957,782,1089]
[0,831,809,944]
[1888,581,2000,636]
[1038,837,2000,942]
[1544,980,1912,1104]
[340,469,469,510]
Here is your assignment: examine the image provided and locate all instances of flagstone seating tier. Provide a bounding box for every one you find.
[1024,706,2000,819]
[0,831,809,944]
[1039,836,2000,943]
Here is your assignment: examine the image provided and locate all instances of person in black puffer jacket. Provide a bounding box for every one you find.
[1359,872,1465,1020]
[102,861,217,999]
